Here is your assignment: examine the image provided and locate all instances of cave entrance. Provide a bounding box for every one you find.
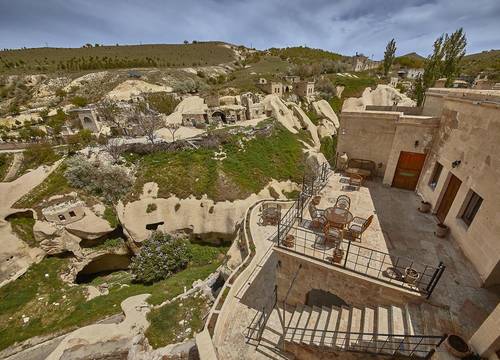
[75,254,131,284]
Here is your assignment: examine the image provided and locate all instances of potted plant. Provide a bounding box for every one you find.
[404,267,419,285]
[283,234,295,248]
[444,334,471,358]
[312,195,321,205]
[436,223,449,238]
[418,201,431,213]
[332,248,344,263]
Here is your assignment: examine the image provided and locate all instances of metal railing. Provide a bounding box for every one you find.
[283,327,446,359]
[255,285,277,342]
[278,225,445,298]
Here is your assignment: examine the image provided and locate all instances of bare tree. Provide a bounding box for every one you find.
[129,103,164,144]
[166,123,180,142]
[104,137,122,163]
[96,99,121,127]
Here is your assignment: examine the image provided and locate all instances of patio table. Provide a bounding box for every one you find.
[324,207,353,229]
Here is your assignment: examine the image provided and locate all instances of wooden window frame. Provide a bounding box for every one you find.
[460,191,483,227]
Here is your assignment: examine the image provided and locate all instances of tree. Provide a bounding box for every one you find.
[130,231,191,284]
[129,103,164,144]
[165,123,180,142]
[383,39,397,76]
[442,28,467,87]
[96,99,121,127]
[104,137,122,163]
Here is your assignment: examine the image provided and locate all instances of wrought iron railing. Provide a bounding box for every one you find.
[283,327,446,359]
[278,225,445,298]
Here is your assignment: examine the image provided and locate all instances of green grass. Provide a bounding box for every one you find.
[462,50,500,80]
[14,162,72,208]
[0,242,228,351]
[8,216,36,247]
[0,153,13,180]
[146,294,209,348]
[325,73,381,114]
[125,123,305,202]
[103,206,119,228]
[268,46,345,64]
[0,42,235,74]
[16,144,62,179]
[320,135,337,167]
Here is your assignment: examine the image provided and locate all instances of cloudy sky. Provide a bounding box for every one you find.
[0,0,499,58]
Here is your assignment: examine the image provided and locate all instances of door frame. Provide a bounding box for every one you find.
[391,151,427,190]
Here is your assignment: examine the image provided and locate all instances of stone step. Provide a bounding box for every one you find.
[377,306,394,354]
[390,305,406,354]
[335,306,350,349]
[301,306,320,345]
[348,307,363,348]
[292,305,311,344]
[312,306,330,346]
[324,306,340,347]
[284,305,302,342]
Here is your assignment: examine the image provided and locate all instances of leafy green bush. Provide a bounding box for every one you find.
[70,96,88,107]
[22,143,59,171]
[64,155,133,203]
[131,232,192,284]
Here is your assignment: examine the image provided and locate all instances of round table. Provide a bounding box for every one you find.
[324,207,353,228]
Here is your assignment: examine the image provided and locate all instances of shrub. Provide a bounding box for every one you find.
[23,143,59,169]
[146,203,157,213]
[130,232,191,284]
[64,155,133,203]
[70,96,88,107]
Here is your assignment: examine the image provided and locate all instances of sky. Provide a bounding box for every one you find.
[0,0,499,58]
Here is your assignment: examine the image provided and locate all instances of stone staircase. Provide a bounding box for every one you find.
[283,303,440,358]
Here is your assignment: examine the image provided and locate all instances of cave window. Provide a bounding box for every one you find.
[69,211,76,217]
[58,214,66,221]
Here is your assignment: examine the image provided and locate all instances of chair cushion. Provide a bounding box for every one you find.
[350,224,363,233]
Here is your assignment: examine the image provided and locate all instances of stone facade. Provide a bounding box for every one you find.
[416,88,500,287]
[75,107,101,133]
[294,81,315,98]
[181,112,209,127]
[42,200,86,225]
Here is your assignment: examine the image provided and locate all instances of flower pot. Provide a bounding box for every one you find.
[283,235,295,248]
[418,201,431,213]
[444,334,471,358]
[436,223,449,238]
[312,196,321,205]
[404,267,419,285]
[332,248,344,263]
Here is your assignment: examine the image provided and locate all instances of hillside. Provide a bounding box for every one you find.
[268,46,346,64]
[0,42,237,74]
[462,50,500,79]
[394,52,425,68]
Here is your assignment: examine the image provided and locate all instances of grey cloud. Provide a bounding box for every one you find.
[0,0,498,57]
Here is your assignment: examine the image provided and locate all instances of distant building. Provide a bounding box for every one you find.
[294,81,315,98]
[352,54,380,72]
[42,200,86,225]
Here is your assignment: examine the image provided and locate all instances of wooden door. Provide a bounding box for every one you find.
[392,151,427,190]
[436,174,461,223]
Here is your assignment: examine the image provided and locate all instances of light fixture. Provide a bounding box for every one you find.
[414,140,420,148]
[452,160,461,168]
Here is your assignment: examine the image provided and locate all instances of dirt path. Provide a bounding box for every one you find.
[3,152,24,182]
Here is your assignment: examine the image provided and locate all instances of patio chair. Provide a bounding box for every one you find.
[349,174,363,188]
[323,223,342,246]
[334,195,351,210]
[345,215,373,241]
[308,203,326,230]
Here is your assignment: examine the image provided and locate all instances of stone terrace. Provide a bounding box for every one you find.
[213,173,499,359]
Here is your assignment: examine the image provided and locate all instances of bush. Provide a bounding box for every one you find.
[23,143,59,169]
[70,96,88,107]
[130,232,191,284]
[64,155,133,203]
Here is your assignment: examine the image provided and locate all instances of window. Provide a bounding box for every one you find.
[69,211,76,217]
[461,191,483,226]
[58,214,66,221]
[428,162,443,190]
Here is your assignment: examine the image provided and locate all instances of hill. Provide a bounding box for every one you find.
[394,52,425,68]
[462,50,500,79]
[0,42,236,74]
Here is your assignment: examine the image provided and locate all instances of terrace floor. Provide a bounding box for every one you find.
[213,173,499,359]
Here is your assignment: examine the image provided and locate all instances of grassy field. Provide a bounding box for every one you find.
[125,122,305,202]
[8,216,36,247]
[0,242,228,351]
[326,73,381,113]
[0,42,235,74]
[462,50,500,80]
[320,135,337,166]
[0,153,13,181]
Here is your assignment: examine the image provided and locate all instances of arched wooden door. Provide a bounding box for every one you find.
[392,151,427,190]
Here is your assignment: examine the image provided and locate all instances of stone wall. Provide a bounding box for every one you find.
[276,248,422,309]
[416,94,500,286]
[470,303,500,358]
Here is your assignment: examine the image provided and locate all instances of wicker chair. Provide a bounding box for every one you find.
[308,203,326,230]
[334,195,351,210]
[345,215,373,241]
[349,174,363,188]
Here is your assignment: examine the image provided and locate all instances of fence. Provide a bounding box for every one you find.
[278,225,445,298]
[283,327,447,359]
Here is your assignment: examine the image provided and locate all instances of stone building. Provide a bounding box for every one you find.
[241,92,266,120]
[257,81,283,97]
[73,107,101,133]
[42,200,86,225]
[181,110,209,127]
[352,54,380,72]
[294,81,315,98]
